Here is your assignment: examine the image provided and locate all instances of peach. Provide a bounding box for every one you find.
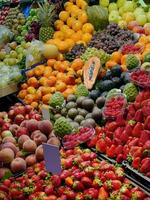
[1,130,13,138]
[38,120,53,135]
[35,145,44,161]
[10,158,26,173]
[23,139,37,153]
[33,132,47,145]
[0,167,11,179]
[8,109,15,119]
[1,142,19,154]
[14,114,24,125]
[26,119,39,132]
[24,105,33,114]
[25,154,37,166]
[47,137,60,147]
[9,124,19,135]
[2,136,16,144]
[0,148,15,163]
[18,135,30,148]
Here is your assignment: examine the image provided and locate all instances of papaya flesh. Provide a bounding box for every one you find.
[83,57,101,90]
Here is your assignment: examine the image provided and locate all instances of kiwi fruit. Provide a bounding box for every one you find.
[66,102,77,110]
[82,99,94,111]
[76,96,87,107]
[78,108,88,117]
[74,115,84,124]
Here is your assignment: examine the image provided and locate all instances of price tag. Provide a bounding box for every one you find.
[43,143,61,175]
[41,105,50,120]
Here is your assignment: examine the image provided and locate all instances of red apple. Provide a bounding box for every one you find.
[24,105,33,114]
[38,120,53,135]
[9,124,19,135]
[35,145,44,161]
[18,135,30,148]
[26,119,38,132]
[2,136,16,144]
[14,114,24,125]
[32,132,47,145]
[0,148,15,163]
[1,142,18,154]
[10,157,26,173]
[25,154,37,166]
[16,127,28,137]
[23,139,37,153]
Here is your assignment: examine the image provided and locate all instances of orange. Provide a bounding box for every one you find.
[106,60,117,69]
[57,41,69,52]
[24,94,35,104]
[59,11,70,22]
[60,25,70,34]
[36,89,42,100]
[31,102,38,109]
[71,33,81,42]
[82,33,92,43]
[56,81,67,92]
[54,61,62,71]
[43,66,53,78]
[64,29,75,39]
[82,23,94,34]
[57,53,64,61]
[27,77,39,88]
[71,58,84,71]
[121,65,127,72]
[65,39,75,49]
[27,86,36,94]
[139,36,149,44]
[42,94,52,105]
[111,51,122,64]
[18,90,27,99]
[54,20,64,31]
[26,69,34,78]
[67,17,76,28]
[39,77,48,86]
[121,55,127,65]
[47,76,57,86]
[34,65,45,77]
[21,83,28,89]
[50,87,56,93]
[71,9,81,18]
[63,88,74,98]
[72,20,82,32]
[78,11,88,24]
[53,31,65,40]
[41,87,52,95]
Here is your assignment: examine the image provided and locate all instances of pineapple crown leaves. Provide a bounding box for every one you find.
[38,0,56,27]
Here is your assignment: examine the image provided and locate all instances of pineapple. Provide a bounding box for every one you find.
[38,0,55,42]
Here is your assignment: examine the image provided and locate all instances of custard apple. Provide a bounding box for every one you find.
[75,84,89,97]
[123,83,138,102]
[106,88,121,99]
[49,92,65,109]
[126,54,140,70]
[54,117,73,138]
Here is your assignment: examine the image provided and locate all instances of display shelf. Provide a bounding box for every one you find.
[0,83,18,98]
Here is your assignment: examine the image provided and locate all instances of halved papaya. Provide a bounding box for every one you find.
[83,57,101,90]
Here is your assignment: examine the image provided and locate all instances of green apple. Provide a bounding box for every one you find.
[117,0,126,8]
[147,12,150,22]
[10,51,17,59]
[99,0,109,7]
[119,7,125,16]
[136,14,147,26]
[16,46,24,54]
[109,11,120,23]
[108,3,118,12]
[8,58,17,66]
[134,7,145,17]
[123,1,136,12]
[0,50,6,60]
[122,12,135,23]
[21,41,27,48]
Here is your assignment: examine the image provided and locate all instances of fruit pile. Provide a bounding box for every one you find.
[0,6,9,25]
[0,103,61,177]
[47,0,95,52]
[0,147,148,200]
[88,90,150,177]
[88,23,136,54]
[18,58,84,107]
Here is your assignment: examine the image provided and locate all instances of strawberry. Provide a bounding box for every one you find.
[130,146,143,158]
[116,154,124,163]
[98,187,108,200]
[140,158,150,173]
[51,175,61,187]
[115,145,123,155]
[131,191,145,200]
[84,166,94,177]
[44,184,54,195]
[81,153,91,161]
[60,170,71,180]
[134,109,143,122]
[84,188,98,199]
[128,138,139,148]
[96,138,107,153]
[57,186,66,196]
[65,190,76,200]
[120,184,131,197]
[92,177,102,188]
[144,116,150,130]
[111,180,122,190]
[73,180,84,191]
[132,157,141,170]
[104,171,116,180]
[115,167,124,181]
[81,177,92,188]
[132,122,144,137]
[106,121,118,131]
[139,130,150,145]
[75,193,84,200]
[106,145,116,158]
[44,195,57,200]
[87,136,98,148]
[120,130,129,144]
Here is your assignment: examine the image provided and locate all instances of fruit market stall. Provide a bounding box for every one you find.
[0,0,150,199]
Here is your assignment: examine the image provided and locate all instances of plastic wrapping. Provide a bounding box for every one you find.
[0,25,13,49]
[25,40,44,68]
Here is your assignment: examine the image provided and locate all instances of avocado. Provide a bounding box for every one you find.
[78,108,88,117]
[82,118,96,128]
[61,108,67,116]
[111,65,122,77]
[121,72,130,84]
[66,102,77,110]
[67,108,78,119]
[112,77,121,88]
[74,115,85,124]
[92,107,102,122]
[76,96,87,108]
[67,94,77,102]
[85,113,93,119]
[82,99,95,111]
[99,80,114,91]
[70,122,79,129]
[102,70,112,80]
[89,90,101,100]
[96,97,105,108]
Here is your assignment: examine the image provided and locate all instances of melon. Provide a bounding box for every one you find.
[42,44,59,59]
